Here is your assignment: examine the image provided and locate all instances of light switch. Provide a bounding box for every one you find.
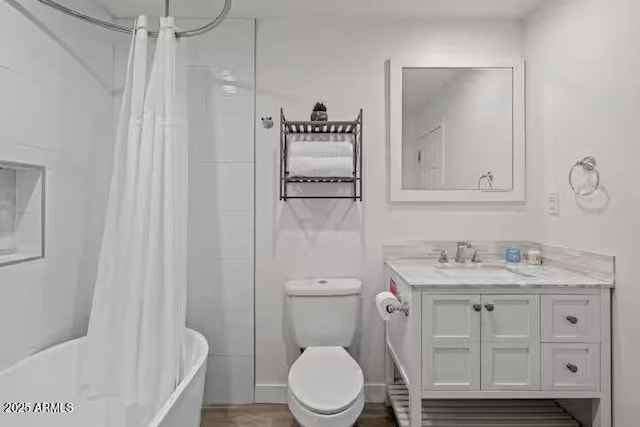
[547,191,560,216]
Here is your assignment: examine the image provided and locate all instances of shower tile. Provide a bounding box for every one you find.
[0,0,116,374]
[186,18,254,164]
[0,263,44,368]
[187,259,254,356]
[189,161,254,212]
[188,210,254,260]
[188,85,254,162]
[187,58,254,163]
[204,355,254,405]
[184,18,256,406]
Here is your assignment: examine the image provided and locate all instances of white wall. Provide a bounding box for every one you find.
[255,19,538,402]
[525,0,640,424]
[0,0,114,369]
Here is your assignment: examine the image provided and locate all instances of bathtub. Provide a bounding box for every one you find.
[0,328,208,427]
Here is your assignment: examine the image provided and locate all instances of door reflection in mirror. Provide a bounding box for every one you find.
[402,68,513,191]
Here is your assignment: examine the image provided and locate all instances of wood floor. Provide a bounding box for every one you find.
[201,404,398,426]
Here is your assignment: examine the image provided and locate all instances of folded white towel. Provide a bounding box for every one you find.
[289,140,354,158]
[288,156,354,178]
[288,134,354,158]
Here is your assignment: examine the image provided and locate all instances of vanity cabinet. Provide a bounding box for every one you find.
[383,261,613,427]
[422,294,540,391]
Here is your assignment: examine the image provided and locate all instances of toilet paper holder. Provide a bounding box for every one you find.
[386,297,410,316]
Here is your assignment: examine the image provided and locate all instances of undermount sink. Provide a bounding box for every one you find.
[434,262,533,280]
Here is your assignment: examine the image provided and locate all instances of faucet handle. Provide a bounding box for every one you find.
[438,250,449,263]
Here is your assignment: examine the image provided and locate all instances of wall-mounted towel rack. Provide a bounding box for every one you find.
[280,108,363,201]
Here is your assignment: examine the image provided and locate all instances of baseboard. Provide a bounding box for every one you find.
[254,384,288,404]
[255,383,386,404]
[364,383,387,403]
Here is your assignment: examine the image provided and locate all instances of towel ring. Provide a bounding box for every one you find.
[569,156,600,196]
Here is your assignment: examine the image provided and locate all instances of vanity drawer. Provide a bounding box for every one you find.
[542,295,600,343]
[542,344,600,391]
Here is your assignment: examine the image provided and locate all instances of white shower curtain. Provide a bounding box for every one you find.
[81,16,188,426]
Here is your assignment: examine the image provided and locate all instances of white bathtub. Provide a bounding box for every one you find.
[0,328,208,427]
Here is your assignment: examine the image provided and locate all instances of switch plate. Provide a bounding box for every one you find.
[547,191,560,216]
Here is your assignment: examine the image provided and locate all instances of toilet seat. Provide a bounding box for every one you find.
[288,346,364,415]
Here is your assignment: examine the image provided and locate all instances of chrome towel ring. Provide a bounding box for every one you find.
[569,156,600,196]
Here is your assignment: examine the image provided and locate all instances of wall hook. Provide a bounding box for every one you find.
[261,116,274,129]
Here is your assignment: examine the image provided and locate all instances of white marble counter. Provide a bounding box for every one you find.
[385,258,614,288]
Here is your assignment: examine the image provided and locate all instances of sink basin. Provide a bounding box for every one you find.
[435,263,533,280]
[385,259,540,285]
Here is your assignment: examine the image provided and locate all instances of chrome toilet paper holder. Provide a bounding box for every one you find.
[386,297,410,316]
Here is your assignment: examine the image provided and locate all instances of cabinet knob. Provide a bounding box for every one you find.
[473,304,482,312]
[566,363,578,374]
[485,303,495,312]
[566,315,578,324]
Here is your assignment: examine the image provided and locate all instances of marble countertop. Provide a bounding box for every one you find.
[385,259,614,288]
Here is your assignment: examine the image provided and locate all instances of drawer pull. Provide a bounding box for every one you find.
[472,304,482,312]
[566,315,578,324]
[566,363,579,373]
[485,304,495,312]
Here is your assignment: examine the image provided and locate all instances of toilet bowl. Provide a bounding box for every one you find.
[287,346,365,427]
[285,279,364,427]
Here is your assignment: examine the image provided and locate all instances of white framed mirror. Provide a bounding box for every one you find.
[388,58,525,202]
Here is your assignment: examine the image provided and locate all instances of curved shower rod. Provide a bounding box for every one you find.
[33,0,232,38]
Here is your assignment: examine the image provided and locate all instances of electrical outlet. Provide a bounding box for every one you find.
[547,191,560,216]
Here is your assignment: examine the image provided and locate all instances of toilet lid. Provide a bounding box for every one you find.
[288,347,364,415]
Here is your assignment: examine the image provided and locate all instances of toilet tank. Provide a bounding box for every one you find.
[286,279,362,348]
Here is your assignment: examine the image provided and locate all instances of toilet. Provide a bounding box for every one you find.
[286,279,365,427]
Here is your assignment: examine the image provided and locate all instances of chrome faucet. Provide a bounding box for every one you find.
[455,242,477,263]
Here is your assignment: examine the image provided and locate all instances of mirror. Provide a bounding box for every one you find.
[388,60,524,202]
[402,68,513,191]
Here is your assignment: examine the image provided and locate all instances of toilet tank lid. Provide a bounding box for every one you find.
[286,279,362,296]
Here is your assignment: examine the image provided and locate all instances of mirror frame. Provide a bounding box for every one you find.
[388,58,525,203]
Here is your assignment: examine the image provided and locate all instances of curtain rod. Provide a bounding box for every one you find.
[33,0,232,38]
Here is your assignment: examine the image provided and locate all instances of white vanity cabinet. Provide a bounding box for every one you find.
[422,294,540,391]
[384,264,613,427]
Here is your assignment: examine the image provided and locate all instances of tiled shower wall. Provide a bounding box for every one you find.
[185,19,256,405]
[0,0,114,368]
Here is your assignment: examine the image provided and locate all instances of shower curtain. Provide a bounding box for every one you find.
[81,16,188,426]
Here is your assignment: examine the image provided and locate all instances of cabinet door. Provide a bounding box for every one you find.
[482,343,540,390]
[422,295,481,390]
[481,295,540,390]
[482,295,540,344]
